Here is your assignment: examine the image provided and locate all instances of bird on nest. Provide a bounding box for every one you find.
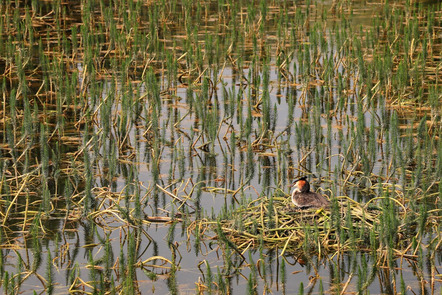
[291,176,330,209]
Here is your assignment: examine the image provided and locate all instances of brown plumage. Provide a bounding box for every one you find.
[291,177,330,209]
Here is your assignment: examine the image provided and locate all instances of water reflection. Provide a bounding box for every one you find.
[0,0,441,293]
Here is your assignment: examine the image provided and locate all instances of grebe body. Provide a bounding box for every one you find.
[291,177,330,209]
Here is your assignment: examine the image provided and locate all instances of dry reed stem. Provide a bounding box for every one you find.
[198,188,438,264]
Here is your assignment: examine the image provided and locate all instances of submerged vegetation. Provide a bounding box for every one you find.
[0,0,441,293]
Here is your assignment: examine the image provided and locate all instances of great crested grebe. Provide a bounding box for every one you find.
[291,177,330,209]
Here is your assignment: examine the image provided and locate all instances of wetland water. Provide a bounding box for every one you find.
[0,0,441,294]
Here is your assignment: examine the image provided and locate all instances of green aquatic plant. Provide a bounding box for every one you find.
[0,0,441,293]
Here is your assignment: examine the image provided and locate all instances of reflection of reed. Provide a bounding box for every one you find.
[0,0,440,293]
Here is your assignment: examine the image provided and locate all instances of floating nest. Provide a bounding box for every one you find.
[210,194,438,258]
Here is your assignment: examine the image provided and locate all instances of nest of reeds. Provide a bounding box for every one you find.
[212,194,426,257]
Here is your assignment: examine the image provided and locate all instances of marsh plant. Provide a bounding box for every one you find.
[0,0,440,293]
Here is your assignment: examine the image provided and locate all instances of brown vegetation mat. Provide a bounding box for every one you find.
[204,194,441,262]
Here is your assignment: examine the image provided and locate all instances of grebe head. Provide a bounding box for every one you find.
[292,176,310,193]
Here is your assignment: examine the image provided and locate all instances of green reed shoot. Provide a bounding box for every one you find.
[46,250,53,295]
[104,235,114,285]
[298,281,304,295]
[124,232,136,294]
[0,0,441,293]
[3,271,10,294]
[247,250,258,295]
[216,266,227,294]
[205,261,213,294]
